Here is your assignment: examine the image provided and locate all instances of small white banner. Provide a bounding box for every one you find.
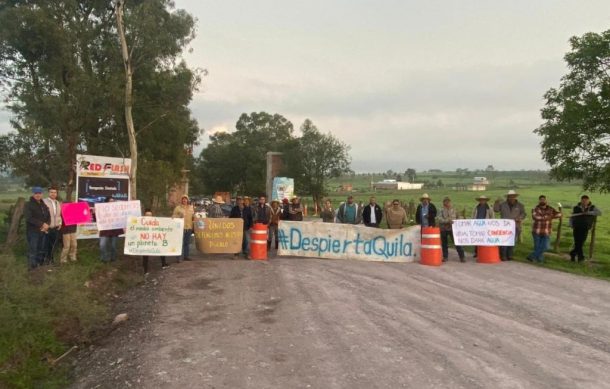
[124,216,184,256]
[94,200,142,231]
[452,219,516,246]
[278,221,421,262]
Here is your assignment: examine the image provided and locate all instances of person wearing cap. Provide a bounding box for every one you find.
[320,199,336,223]
[569,195,602,262]
[288,196,304,221]
[337,195,361,224]
[230,196,253,257]
[24,186,51,269]
[415,193,437,227]
[362,196,383,228]
[385,199,407,229]
[43,186,62,264]
[207,195,225,218]
[172,194,195,261]
[268,199,282,250]
[437,196,465,262]
[493,190,526,261]
[527,195,562,263]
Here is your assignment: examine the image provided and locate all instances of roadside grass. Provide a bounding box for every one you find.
[324,184,610,280]
[0,215,142,388]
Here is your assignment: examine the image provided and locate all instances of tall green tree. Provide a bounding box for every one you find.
[283,119,351,207]
[196,112,294,195]
[535,30,610,192]
[0,0,200,204]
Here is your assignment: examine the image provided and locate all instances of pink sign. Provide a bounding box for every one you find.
[61,202,92,226]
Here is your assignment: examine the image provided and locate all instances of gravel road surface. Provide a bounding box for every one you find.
[71,253,610,389]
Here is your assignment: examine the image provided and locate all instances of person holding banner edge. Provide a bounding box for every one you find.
[172,195,195,262]
[142,209,169,274]
[494,190,526,261]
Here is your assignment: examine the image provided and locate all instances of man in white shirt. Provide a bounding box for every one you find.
[362,196,383,228]
[43,186,62,264]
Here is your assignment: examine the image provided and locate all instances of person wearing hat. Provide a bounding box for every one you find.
[24,186,51,270]
[415,193,437,227]
[493,190,526,261]
[471,194,494,258]
[472,195,494,219]
[207,195,225,218]
[437,196,465,262]
[337,195,361,224]
[172,194,195,261]
[569,195,602,262]
[287,196,304,221]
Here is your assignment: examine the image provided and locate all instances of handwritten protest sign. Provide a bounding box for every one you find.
[452,219,516,246]
[278,221,421,262]
[194,218,244,254]
[124,216,184,256]
[61,202,92,226]
[94,200,141,231]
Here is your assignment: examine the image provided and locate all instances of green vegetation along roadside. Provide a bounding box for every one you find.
[0,215,142,388]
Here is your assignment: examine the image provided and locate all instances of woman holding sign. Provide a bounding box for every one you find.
[173,195,195,262]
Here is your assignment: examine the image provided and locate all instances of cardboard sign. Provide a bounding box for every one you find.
[61,202,92,226]
[124,216,184,256]
[272,177,294,201]
[452,219,516,246]
[94,200,141,231]
[194,218,244,254]
[278,221,421,262]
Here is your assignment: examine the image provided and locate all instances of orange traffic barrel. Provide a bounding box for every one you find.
[477,246,501,264]
[420,227,442,266]
[249,223,268,260]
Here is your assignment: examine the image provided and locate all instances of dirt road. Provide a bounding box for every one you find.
[72,254,610,389]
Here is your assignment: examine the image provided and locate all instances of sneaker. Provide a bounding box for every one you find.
[162,265,170,270]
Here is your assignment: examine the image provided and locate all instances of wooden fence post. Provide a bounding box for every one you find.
[6,197,25,245]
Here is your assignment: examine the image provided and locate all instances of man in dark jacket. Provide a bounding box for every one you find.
[569,195,602,262]
[230,196,253,257]
[415,193,437,227]
[24,186,50,269]
[362,196,383,227]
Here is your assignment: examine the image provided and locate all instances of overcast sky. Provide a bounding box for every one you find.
[2,1,610,172]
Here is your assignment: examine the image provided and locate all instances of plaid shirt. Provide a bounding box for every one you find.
[532,205,560,236]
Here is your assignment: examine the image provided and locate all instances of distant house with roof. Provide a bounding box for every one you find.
[468,177,489,191]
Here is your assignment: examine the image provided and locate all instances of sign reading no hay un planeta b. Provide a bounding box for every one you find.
[278,221,421,262]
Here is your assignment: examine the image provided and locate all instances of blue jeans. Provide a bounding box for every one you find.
[182,229,192,259]
[100,236,118,262]
[27,230,46,269]
[45,228,60,263]
[530,233,550,263]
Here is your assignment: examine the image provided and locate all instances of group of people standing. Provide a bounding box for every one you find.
[316,191,601,264]
[24,186,77,270]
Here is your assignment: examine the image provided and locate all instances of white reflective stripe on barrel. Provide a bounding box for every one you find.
[250,239,268,244]
[421,244,442,249]
[421,234,441,239]
[251,230,267,234]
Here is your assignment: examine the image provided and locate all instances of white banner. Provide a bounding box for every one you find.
[278,221,421,262]
[452,219,516,246]
[94,200,141,231]
[124,216,184,256]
